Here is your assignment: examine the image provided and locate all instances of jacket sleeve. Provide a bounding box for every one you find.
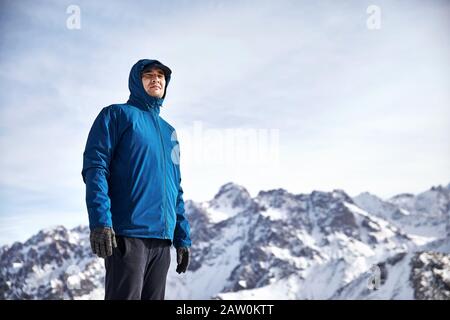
[174,181,192,248]
[81,107,118,230]
[172,137,192,248]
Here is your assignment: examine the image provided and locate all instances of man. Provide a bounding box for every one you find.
[81,59,191,300]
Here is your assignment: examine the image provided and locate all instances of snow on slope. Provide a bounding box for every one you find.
[1,182,449,300]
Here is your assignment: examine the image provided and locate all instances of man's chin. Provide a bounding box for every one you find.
[148,91,163,98]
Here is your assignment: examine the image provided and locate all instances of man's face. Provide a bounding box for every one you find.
[141,67,166,98]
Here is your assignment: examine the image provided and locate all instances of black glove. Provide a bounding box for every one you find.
[90,227,117,258]
[176,247,190,274]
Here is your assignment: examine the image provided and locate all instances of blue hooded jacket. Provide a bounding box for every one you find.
[81,59,191,248]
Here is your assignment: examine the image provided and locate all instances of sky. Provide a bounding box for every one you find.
[0,0,449,245]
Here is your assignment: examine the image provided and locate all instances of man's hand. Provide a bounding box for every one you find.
[176,247,190,274]
[90,227,117,258]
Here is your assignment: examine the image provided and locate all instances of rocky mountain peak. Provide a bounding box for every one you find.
[211,182,252,208]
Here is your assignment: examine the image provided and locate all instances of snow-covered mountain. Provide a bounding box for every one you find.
[354,184,450,239]
[1,182,449,300]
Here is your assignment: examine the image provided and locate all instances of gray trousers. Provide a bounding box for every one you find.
[104,236,171,300]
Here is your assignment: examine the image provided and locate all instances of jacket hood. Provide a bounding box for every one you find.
[127,59,172,114]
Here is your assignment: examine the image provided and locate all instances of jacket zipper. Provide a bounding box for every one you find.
[147,104,168,239]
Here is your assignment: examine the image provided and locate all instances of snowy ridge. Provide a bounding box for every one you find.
[354,184,450,239]
[204,182,256,223]
[1,182,449,299]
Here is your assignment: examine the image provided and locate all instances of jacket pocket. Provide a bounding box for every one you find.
[114,235,128,258]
